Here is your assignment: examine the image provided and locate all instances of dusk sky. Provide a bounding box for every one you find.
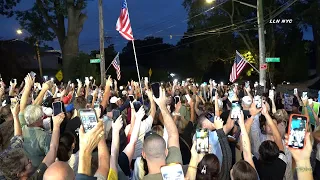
[0,0,314,53]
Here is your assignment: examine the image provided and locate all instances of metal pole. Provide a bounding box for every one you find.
[98,0,106,86]
[35,40,43,78]
[257,0,266,86]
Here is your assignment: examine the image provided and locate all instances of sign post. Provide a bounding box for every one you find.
[266,57,280,63]
[90,59,101,63]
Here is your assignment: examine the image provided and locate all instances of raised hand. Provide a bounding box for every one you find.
[79,121,104,154]
[213,116,223,130]
[153,87,167,109]
[24,74,35,89]
[106,76,112,87]
[112,115,123,132]
[135,107,145,121]
[52,112,65,127]
[43,80,54,90]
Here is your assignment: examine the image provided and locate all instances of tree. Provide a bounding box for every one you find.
[0,0,20,17]
[16,0,87,80]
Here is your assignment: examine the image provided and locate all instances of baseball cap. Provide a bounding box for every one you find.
[66,104,74,113]
[110,96,121,104]
[242,96,252,106]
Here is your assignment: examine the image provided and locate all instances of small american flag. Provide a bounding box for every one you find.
[112,53,121,80]
[116,0,134,40]
[229,50,247,83]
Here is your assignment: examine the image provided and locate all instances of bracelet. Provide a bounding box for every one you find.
[296,167,312,172]
[188,166,197,170]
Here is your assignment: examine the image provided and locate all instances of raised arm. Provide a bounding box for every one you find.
[20,74,34,113]
[238,111,256,169]
[94,134,110,178]
[153,87,179,148]
[101,77,112,111]
[11,104,22,136]
[33,81,53,105]
[110,116,123,173]
[261,103,284,151]
[42,113,65,166]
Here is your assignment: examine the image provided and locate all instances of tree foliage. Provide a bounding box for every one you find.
[0,0,20,17]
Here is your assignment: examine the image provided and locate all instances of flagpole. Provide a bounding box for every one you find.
[131,40,144,103]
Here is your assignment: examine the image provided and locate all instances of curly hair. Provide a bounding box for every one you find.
[0,148,26,180]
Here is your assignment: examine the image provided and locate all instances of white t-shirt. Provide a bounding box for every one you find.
[124,115,153,159]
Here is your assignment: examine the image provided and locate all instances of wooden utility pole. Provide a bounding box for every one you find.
[98,0,106,86]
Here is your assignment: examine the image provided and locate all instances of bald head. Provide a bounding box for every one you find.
[143,134,166,160]
[44,161,75,180]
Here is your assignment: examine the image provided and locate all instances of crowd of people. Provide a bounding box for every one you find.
[0,73,319,180]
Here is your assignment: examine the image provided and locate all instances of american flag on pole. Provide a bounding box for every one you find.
[116,0,134,40]
[229,50,248,83]
[112,53,121,80]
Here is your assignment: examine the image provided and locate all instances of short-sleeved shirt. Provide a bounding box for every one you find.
[19,113,51,168]
[143,146,183,180]
[254,151,287,180]
[28,163,47,180]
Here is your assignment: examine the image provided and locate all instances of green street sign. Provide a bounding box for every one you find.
[90,59,101,63]
[266,57,280,63]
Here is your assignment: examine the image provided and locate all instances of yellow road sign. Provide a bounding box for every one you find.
[149,68,152,77]
[55,70,63,82]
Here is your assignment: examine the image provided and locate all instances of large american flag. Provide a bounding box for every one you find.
[112,53,121,80]
[116,0,134,40]
[229,50,248,83]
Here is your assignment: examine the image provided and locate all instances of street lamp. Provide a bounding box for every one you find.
[170,73,175,77]
[16,29,43,78]
[206,0,215,3]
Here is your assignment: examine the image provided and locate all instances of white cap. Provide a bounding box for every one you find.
[110,96,121,104]
[122,90,128,96]
[42,107,53,116]
[242,96,252,106]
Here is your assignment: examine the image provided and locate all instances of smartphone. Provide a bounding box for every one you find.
[174,96,180,104]
[151,83,160,98]
[254,96,262,109]
[231,102,241,120]
[245,81,250,88]
[120,86,124,90]
[129,95,134,102]
[112,110,121,121]
[160,163,184,180]
[133,101,142,112]
[52,101,63,116]
[196,129,209,153]
[308,99,313,105]
[79,109,98,133]
[302,92,308,99]
[30,71,36,78]
[212,89,216,97]
[144,77,148,82]
[254,82,258,88]
[228,90,235,100]
[182,81,185,86]
[287,114,308,149]
[294,88,298,95]
[94,102,100,109]
[205,112,214,122]
[185,94,191,103]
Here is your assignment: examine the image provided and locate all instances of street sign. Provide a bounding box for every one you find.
[149,68,152,77]
[266,57,280,63]
[55,70,63,82]
[90,59,101,63]
[96,54,100,58]
[260,64,267,70]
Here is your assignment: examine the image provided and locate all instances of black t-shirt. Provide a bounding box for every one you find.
[64,116,81,153]
[254,151,287,180]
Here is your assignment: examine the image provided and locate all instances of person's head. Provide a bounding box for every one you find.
[241,96,252,110]
[261,116,277,135]
[57,132,76,161]
[196,154,220,180]
[258,140,280,163]
[142,134,167,165]
[204,102,214,113]
[152,125,164,137]
[110,96,121,107]
[0,105,13,123]
[197,113,215,131]
[24,105,44,127]
[230,160,258,180]
[0,148,33,179]
[43,161,75,180]
[73,96,86,111]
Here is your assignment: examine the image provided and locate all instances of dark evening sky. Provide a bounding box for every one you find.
[0,0,314,53]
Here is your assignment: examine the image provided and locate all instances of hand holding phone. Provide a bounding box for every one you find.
[185,94,191,103]
[196,129,209,154]
[79,109,98,133]
[231,102,241,120]
[287,114,308,149]
[52,101,63,116]
[254,96,262,109]
[294,88,298,95]
[151,83,160,98]
[302,92,308,100]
